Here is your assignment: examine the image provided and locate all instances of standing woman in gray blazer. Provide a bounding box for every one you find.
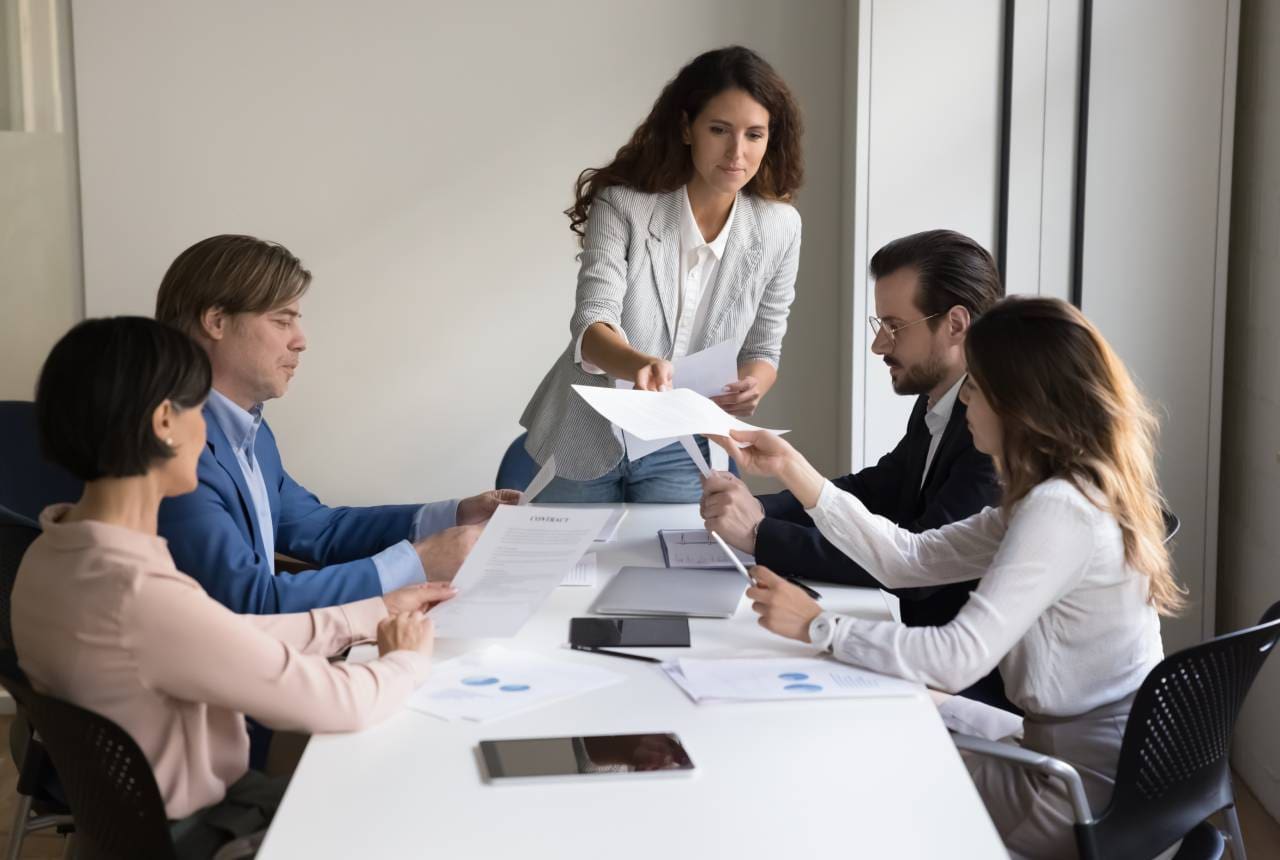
[521,45,805,503]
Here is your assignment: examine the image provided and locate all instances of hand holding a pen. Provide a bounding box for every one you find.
[747,565,823,644]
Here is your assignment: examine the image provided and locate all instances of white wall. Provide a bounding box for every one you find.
[1221,0,1280,819]
[0,0,81,401]
[847,0,1004,469]
[70,0,845,505]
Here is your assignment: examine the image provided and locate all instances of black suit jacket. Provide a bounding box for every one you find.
[756,395,1000,627]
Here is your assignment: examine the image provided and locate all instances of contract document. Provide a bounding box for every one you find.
[572,385,787,442]
[429,505,611,638]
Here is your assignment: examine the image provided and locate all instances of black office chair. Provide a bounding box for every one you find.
[1164,509,1182,543]
[953,599,1280,859]
[0,651,178,860]
[0,507,74,859]
[0,401,82,522]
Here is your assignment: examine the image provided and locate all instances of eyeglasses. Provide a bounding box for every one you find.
[867,312,941,347]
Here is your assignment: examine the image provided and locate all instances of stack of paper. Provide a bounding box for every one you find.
[663,657,921,704]
[561,552,598,587]
[406,647,624,723]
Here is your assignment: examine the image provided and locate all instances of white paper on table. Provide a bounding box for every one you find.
[574,386,788,443]
[617,340,741,462]
[592,508,627,542]
[666,657,922,704]
[406,646,624,723]
[427,505,611,638]
[659,529,754,569]
[518,454,556,505]
[561,552,597,587]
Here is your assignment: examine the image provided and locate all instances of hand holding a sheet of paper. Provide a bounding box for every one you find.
[710,375,763,416]
[376,610,436,658]
[710,427,829,511]
[457,489,522,525]
[413,524,484,584]
[745,564,822,643]
[633,356,674,392]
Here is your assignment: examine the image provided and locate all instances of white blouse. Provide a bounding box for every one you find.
[807,477,1164,717]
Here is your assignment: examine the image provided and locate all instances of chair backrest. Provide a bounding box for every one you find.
[1076,600,1280,859]
[0,653,177,860]
[495,432,539,492]
[1162,509,1181,544]
[0,401,82,522]
[0,506,41,648]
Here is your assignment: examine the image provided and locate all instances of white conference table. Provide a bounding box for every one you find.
[257,504,1004,859]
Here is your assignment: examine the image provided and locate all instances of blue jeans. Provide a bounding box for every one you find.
[538,437,710,503]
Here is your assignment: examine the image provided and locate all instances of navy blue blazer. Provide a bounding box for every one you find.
[158,405,420,614]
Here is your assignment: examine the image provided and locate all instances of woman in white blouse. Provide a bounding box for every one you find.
[715,296,1183,860]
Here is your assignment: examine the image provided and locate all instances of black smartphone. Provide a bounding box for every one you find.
[568,616,691,648]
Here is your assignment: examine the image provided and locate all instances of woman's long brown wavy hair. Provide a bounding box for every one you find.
[965,296,1185,616]
[566,45,804,243]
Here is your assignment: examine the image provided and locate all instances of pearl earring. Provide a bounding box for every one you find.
[166,437,175,447]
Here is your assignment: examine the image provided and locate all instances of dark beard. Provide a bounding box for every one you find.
[888,352,947,396]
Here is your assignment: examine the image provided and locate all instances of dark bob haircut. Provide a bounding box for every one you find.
[35,317,212,481]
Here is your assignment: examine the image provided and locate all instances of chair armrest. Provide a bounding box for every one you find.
[951,731,1095,825]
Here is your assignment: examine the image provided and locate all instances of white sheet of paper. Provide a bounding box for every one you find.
[561,552,597,587]
[660,529,754,568]
[428,505,611,638]
[592,507,627,542]
[574,386,787,442]
[618,340,741,462]
[666,657,922,704]
[519,454,556,505]
[405,646,624,723]
[678,436,712,477]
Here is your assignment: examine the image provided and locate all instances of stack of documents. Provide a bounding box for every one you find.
[406,647,624,723]
[663,657,922,704]
[561,552,598,587]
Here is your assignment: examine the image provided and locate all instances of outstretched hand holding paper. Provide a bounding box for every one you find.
[572,385,788,443]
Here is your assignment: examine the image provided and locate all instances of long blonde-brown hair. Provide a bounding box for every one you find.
[965,297,1184,615]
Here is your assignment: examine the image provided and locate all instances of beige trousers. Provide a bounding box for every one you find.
[962,693,1135,860]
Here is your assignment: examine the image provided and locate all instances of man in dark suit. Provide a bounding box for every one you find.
[702,228,1010,708]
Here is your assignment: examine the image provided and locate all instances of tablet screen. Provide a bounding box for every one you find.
[480,733,694,779]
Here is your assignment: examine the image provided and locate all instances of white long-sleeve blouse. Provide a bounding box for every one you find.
[806,477,1164,717]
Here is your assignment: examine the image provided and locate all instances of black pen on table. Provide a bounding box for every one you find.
[571,645,662,664]
[782,577,823,600]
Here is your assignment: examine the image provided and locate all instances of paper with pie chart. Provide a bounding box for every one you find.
[406,647,624,723]
[663,657,921,704]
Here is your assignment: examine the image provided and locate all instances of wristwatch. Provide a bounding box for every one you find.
[808,612,841,653]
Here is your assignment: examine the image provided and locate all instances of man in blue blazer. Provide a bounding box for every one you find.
[702,230,1011,709]
[156,234,516,615]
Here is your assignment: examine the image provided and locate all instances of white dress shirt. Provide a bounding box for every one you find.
[574,185,736,372]
[805,477,1164,717]
[921,375,964,487]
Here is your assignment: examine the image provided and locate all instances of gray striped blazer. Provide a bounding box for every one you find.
[519,185,803,481]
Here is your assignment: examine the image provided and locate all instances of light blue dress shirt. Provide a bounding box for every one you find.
[204,389,458,594]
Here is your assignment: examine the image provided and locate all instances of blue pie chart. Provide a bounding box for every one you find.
[461,676,500,686]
